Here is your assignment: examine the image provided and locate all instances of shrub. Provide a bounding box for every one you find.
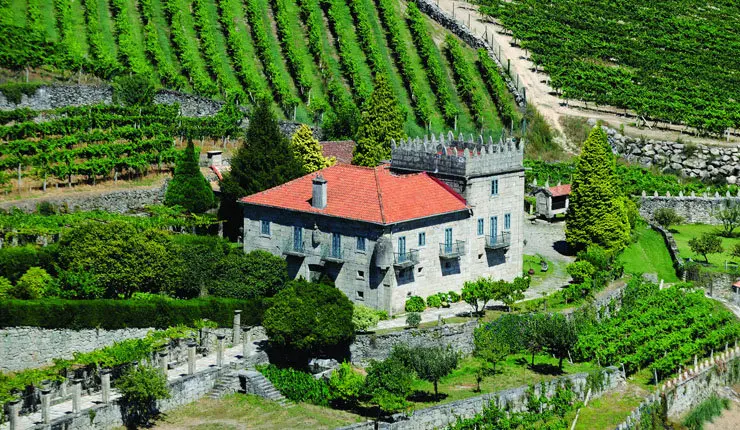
[448,290,461,303]
[683,395,730,430]
[0,244,58,283]
[117,365,170,427]
[0,297,262,329]
[352,303,380,332]
[406,312,421,328]
[405,296,425,312]
[566,261,597,284]
[164,139,215,214]
[327,361,365,408]
[12,267,53,299]
[654,208,683,229]
[426,294,442,308]
[209,250,288,300]
[112,74,156,106]
[259,364,329,405]
[0,276,12,299]
[364,357,413,416]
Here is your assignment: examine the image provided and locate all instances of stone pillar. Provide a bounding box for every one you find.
[7,398,20,430]
[187,342,197,375]
[242,327,251,359]
[41,387,52,424]
[216,334,225,367]
[72,379,82,415]
[233,310,242,345]
[159,350,169,375]
[101,369,111,404]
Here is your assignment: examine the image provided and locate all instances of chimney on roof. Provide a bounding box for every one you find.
[312,175,327,209]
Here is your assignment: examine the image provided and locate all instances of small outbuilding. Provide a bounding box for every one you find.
[533,182,571,220]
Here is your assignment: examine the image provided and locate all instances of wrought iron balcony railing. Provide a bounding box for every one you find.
[320,245,345,263]
[439,240,466,259]
[394,249,420,268]
[485,232,511,250]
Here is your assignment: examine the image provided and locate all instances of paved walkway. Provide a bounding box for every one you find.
[1,339,261,430]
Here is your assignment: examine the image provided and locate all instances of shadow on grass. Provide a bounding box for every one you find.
[407,390,449,403]
[529,363,564,376]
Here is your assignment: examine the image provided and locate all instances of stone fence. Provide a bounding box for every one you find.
[639,195,740,225]
[350,321,478,366]
[338,366,625,430]
[615,346,740,429]
[0,181,167,215]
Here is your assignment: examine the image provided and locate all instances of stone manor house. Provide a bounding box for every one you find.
[240,133,524,314]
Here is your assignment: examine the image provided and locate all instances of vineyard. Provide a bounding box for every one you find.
[479,0,740,134]
[0,103,242,192]
[0,0,516,137]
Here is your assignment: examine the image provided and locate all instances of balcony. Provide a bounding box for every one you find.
[394,249,420,268]
[485,232,511,250]
[321,245,345,263]
[283,240,308,257]
[439,240,466,259]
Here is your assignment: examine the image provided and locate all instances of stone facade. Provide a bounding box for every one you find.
[337,366,625,430]
[242,134,524,315]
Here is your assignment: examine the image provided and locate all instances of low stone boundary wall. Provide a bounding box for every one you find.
[338,366,624,430]
[615,347,740,429]
[639,195,740,225]
[350,321,478,366]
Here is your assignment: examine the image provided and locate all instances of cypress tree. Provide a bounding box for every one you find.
[352,74,406,166]
[290,124,334,173]
[565,126,630,252]
[164,139,215,213]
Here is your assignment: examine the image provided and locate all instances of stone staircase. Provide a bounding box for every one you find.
[207,369,240,399]
[238,370,291,406]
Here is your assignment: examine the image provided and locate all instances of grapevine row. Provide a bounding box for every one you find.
[53,0,86,69]
[25,0,44,34]
[347,0,383,75]
[110,0,151,76]
[83,0,122,79]
[375,0,432,123]
[271,0,312,99]
[444,36,484,127]
[163,0,218,96]
[243,0,298,111]
[139,0,187,89]
[191,0,242,98]
[406,2,457,124]
[476,49,520,128]
[215,0,268,102]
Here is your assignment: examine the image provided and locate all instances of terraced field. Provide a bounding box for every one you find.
[0,0,516,136]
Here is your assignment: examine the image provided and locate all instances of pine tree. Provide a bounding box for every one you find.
[290,124,334,173]
[227,97,305,196]
[164,139,215,213]
[352,74,406,166]
[565,126,630,252]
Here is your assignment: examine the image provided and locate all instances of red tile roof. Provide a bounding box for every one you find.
[320,141,356,165]
[240,164,468,224]
[549,184,571,197]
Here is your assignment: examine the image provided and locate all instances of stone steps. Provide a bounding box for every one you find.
[238,370,291,406]
[207,371,239,400]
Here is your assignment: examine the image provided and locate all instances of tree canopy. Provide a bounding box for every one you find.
[352,74,406,166]
[164,139,215,213]
[290,124,334,173]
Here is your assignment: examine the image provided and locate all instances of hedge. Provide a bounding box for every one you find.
[0,297,263,329]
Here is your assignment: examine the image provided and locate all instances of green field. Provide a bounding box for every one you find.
[619,225,679,282]
[480,0,740,133]
[0,0,509,136]
[672,224,740,272]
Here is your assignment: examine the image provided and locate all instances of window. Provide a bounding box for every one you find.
[260,220,270,236]
[332,233,342,257]
[398,236,406,257]
[418,232,426,247]
[357,270,365,280]
[504,213,511,230]
[477,218,484,236]
[491,179,499,196]
[356,236,366,252]
[357,291,364,299]
[293,227,302,250]
[490,216,498,239]
[444,228,453,253]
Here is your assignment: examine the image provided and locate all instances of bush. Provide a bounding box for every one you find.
[0,276,12,299]
[117,365,170,427]
[364,357,413,415]
[448,290,461,303]
[405,296,425,312]
[654,208,683,229]
[566,261,596,284]
[12,267,53,299]
[328,362,365,408]
[164,139,215,213]
[0,244,58,283]
[0,297,262,329]
[170,235,234,299]
[210,250,288,300]
[426,294,442,308]
[406,312,421,328]
[352,303,380,332]
[112,74,156,106]
[259,364,329,406]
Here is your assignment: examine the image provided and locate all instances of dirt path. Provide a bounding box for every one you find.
[434,0,738,149]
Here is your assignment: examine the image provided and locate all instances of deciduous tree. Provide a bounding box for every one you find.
[689,233,723,263]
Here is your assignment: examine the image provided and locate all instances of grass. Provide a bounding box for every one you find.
[523,253,558,288]
[408,353,598,408]
[573,384,646,430]
[151,393,364,429]
[619,224,679,282]
[682,394,731,430]
[672,224,740,272]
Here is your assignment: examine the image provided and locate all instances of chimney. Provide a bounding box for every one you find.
[312,175,327,209]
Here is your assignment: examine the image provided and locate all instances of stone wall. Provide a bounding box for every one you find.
[350,321,478,366]
[615,348,740,429]
[338,367,624,430]
[0,181,167,215]
[639,195,740,225]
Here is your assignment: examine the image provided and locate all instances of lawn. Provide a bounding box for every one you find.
[151,393,364,430]
[523,254,563,288]
[619,225,679,282]
[408,353,598,408]
[672,224,740,272]
[572,384,647,430]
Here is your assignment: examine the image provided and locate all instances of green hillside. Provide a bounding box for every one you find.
[0,0,516,137]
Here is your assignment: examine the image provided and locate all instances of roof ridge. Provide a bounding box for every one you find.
[373,167,387,224]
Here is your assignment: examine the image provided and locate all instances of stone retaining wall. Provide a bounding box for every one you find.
[639,195,740,225]
[350,321,478,366]
[338,366,624,430]
[0,181,167,215]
